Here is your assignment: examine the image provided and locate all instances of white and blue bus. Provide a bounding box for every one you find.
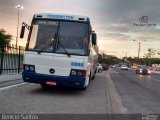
[20,13,98,90]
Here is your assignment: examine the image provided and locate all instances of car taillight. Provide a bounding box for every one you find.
[70,69,86,77]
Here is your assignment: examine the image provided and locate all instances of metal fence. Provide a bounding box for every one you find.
[0,45,25,74]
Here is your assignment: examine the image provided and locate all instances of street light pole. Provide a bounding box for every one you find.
[15,4,24,48]
[133,40,147,59]
[133,40,141,59]
[138,42,141,58]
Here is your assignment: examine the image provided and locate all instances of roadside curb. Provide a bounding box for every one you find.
[106,70,127,114]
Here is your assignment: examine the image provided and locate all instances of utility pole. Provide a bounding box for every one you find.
[138,42,140,58]
[133,40,144,59]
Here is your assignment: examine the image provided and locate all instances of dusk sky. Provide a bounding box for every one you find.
[0,0,160,58]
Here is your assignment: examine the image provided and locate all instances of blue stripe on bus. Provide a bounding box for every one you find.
[22,71,86,88]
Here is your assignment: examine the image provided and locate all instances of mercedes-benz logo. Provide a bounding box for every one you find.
[49,68,55,74]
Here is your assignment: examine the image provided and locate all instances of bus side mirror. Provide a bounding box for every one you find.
[20,25,25,38]
[92,32,97,45]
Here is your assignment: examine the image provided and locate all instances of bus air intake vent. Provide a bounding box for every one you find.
[79,18,85,20]
[36,15,42,18]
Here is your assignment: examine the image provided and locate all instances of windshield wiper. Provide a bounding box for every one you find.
[37,33,71,57]
[58,39,71,57]
[37,39,54,54]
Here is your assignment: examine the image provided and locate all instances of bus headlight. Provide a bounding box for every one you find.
[70,69,86,77]
[23,64,35,72]
[71,70,77,76]
[24,65,29,71]
[30,66,35,72]
[77,71,82,76]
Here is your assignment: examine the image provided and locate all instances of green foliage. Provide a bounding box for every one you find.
[0,29,12,54]
[127,57,160,66]
[0,29,12,47]
[98,53,119,64]
[98,52,160,66]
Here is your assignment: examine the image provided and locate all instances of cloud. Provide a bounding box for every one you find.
[0,0,160,57]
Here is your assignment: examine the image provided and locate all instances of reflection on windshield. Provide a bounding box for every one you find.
[34,25,55,50]
[56,22,88,55]
[28,20,89,55]
[28,21,58,51]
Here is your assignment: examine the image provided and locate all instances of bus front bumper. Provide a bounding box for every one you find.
[22,71,86,88]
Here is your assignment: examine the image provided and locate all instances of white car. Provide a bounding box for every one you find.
[112,65,116,68]
[97,63,103,73]
[120,65,128,71]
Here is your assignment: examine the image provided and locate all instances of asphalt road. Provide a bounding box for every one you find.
[0,71,113,114]
[0,69,160,116]
[110,68,160,114]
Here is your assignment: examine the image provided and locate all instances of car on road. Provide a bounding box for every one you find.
[97,63,103,73]
[136,65,151,75]
[112,65,116,69]
[102,64,109,70]
[120,65,128,71]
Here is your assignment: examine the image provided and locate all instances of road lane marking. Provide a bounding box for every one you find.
[151,78,160,82]
[0,83,27,92]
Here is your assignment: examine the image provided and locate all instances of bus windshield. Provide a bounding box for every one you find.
[28,20,89,55]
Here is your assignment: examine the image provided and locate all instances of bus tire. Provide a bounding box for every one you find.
[40,84,48,89]
[91,69,96,80]
[91,75,95,80]
[89,71,91,81]
[80,86,87,90]
[81,72,91,90]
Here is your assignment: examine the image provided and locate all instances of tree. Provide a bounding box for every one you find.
[0,29,12,53]
[98,53,120,65]
[157,49,160,58]
[0,29,12,47]
[148,48,156,58]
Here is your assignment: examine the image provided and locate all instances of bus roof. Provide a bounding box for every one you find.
[34,13,89,22]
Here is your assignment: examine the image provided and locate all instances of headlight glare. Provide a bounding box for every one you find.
[77,71,82,76]
[71,70,77,76]
[23,64,35,72]
[30,66,35,71]
[70,69,86,77]
[25,66,29,71]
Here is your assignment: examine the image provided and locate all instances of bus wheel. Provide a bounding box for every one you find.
[81,73,90,90]
[91,72,95,79]
[88,71,91,81]
[40,84,48,89]
[91,70,96,80]
[91,75,95,80]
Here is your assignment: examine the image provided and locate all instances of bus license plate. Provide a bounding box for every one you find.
[46,81,57,86]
